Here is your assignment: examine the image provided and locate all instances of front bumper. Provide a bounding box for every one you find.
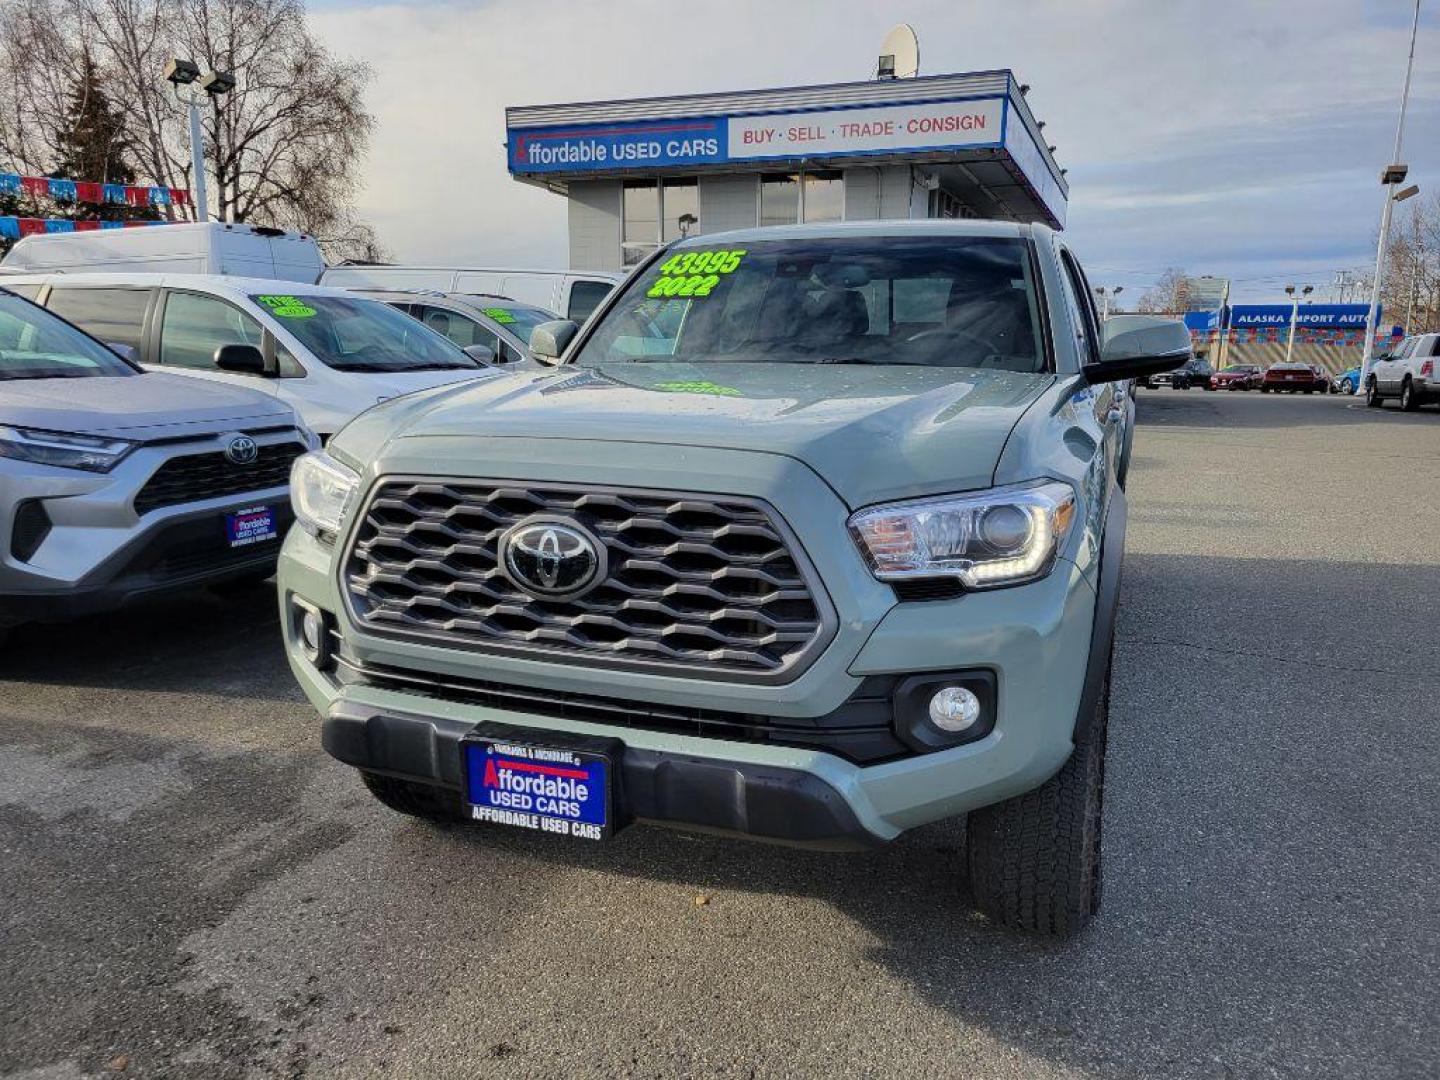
[280,438,1104,847]
[1,431,301,624]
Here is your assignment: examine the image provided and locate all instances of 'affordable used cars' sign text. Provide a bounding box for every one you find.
[508,97,1007,173]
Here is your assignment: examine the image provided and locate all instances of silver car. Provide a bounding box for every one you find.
[347,289,552,368]
[0,288,315,636]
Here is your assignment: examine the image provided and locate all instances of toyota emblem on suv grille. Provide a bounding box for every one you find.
[499,518,606,600]
[224,434,259,465]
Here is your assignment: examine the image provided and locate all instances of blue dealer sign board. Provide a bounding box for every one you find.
[507,91,1065,227]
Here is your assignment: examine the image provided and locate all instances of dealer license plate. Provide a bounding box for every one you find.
[225,506,277,547]
[463,737,612,841]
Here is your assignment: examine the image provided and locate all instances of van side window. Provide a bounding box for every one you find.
[45,287,149,351]
[159,291,264,371]
[567,280,613,323]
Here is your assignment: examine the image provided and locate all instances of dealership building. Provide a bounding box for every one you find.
[505,70,1067,270]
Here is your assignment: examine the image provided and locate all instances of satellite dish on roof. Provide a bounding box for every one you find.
[877,24,920,79]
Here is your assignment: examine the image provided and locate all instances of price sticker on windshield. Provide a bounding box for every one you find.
[647,249,746,300]
[481,307,516,324]
[256,294,316,318]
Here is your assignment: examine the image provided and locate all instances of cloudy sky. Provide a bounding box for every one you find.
[309,0,1437,304]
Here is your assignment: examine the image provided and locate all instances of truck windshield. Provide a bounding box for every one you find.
[250,293,479,372]
[0,290,136,380]
[574,236,1046,373]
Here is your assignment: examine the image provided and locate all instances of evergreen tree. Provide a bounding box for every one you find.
[51,52,136,186]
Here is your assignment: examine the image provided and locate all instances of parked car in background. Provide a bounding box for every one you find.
[1366,332,1440,411]
[1260,362,1328,394]
[1170,358,1214,389]
[1210,364,1262,390]
[348,289,550,368]
[319,265,623,325]
[0,222,324,283]
[1,273,498,439]
[280,219,1193,936]
[0,287,313,639]
[1334,365,1362,394]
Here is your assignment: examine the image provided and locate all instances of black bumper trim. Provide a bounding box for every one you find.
[322,704,883,851]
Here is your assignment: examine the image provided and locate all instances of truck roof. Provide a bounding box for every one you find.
[665,218,1047,246]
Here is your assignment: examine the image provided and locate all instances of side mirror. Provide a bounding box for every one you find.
[106,342,139,364]
[214,342,272,376]
[1085,315,1192,385]
[530,319,579,365]
[463,343,496,366]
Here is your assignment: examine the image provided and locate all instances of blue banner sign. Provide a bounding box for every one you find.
[509,116,728,172]
[1228,304,1375,329]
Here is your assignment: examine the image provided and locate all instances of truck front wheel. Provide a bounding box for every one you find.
[966,662,1109,936]
[360,771,465,823]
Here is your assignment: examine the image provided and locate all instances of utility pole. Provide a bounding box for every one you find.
[1358,0,1422,394]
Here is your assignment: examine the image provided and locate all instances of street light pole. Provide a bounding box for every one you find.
[1358,0,1422,393]
[185,95,209,221]
[164,59,235,223]
[1284,285,1313,363]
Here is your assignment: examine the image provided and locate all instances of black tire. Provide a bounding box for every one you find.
[1260,386,1269,393]
[1400,378,1419,412]
[1366,377,1384,408]
[360,771,465,823]
[967,661,1109,936]
[1304,388,1313,395]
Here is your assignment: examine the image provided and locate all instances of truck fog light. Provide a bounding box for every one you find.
[301,608,323,655]
[292,598,332,670]
[928,686,981,732]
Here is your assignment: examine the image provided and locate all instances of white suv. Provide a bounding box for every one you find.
[1367,332,1440,411]
[1,274,499,438]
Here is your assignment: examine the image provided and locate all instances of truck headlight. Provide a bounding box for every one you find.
[291,451,359,541]
[0,424,135,472]
[848,480,1077,590]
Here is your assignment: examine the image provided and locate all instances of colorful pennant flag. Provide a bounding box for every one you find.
[0,172,188,209]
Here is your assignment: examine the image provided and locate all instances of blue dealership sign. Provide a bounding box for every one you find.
[1228,304,1375,329]
[508,116,728,172]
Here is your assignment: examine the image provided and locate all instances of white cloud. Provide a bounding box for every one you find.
[310,0,1438,302]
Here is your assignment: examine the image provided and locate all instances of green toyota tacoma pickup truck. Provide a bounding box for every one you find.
[279,221,1188,935]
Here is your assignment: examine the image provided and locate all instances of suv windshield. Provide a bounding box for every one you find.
[250,293,478,373]
[0,289,136,380]
[575,236,1046,373]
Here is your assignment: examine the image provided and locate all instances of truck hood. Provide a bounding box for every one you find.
[343,363,1053,508]
[0,371,292,439]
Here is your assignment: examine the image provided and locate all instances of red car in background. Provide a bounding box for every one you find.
[1210,365,1263,390]
[1260,362,1330,394]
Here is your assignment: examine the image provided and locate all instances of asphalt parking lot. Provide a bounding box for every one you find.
[2,389,1437,1080]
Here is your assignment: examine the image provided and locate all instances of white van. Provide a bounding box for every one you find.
[1,222,325,284]
[2,273,497,438]
[319,265,623,324]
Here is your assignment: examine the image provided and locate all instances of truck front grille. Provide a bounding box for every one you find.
[134,441,304,516]
[342,480,833,680]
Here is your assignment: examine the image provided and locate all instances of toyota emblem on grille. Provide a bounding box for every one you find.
[224,434,259,465]
[499,517,606,600]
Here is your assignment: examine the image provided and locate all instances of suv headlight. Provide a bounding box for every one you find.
[0,425,136,472]
[848,480,1077,590]
[291,451,359,541]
